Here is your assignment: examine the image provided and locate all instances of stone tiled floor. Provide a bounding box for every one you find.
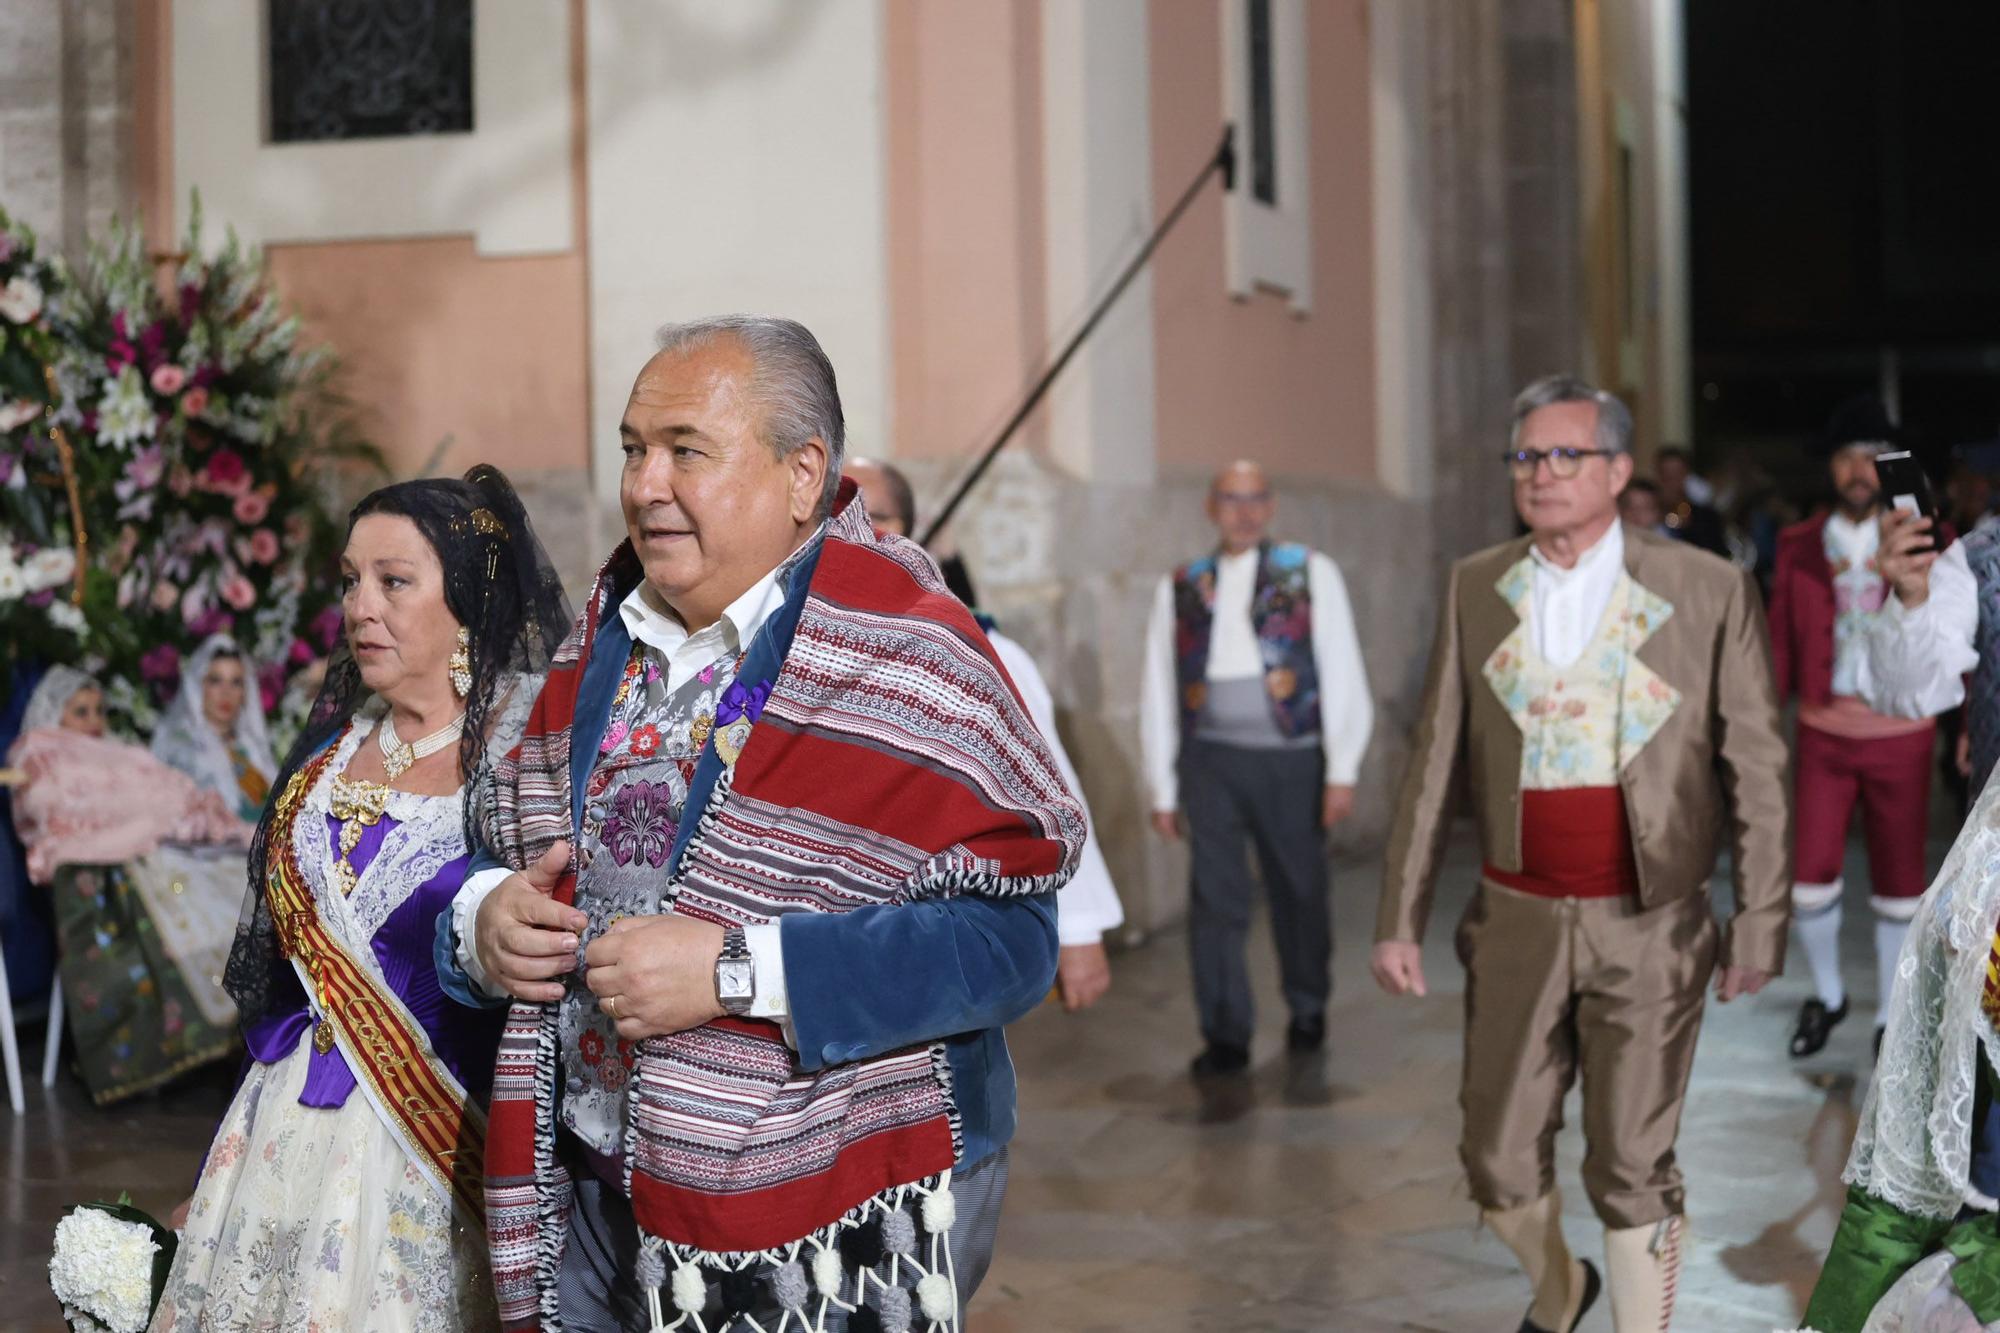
[0,828,1905,1331]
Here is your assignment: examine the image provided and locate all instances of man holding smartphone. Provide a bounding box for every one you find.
[1862,453,1991,792]
[1769,399,1945,1060]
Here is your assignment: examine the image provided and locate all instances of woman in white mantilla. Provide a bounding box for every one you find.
[149,634,279,824]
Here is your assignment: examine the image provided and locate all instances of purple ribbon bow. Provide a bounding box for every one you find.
[716,678,771,726]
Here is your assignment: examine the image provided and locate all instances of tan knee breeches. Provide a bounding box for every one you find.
[1455,879,1718,1229]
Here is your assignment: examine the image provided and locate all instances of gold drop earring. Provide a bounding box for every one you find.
[449,626,471,698]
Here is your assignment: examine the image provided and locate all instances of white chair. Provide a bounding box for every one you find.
[0,947,20,1115]
[0,953,61,1114]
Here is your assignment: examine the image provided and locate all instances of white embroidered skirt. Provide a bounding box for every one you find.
[150,1028,497,1333]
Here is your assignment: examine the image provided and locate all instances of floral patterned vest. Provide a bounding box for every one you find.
[1172,541,1320,741]
[560,640,742,1156]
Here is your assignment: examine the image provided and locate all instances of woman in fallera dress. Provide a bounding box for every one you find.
[150,635,278,825]
[8,667,251,1102]
[151,465,568,1333]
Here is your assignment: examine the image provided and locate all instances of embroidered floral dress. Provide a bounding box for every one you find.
[560,641,742,1156]
[152,718,505,1333]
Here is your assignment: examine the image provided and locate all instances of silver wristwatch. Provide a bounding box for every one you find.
[715,926,755,1017]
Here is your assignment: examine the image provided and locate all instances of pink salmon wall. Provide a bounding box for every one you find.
[884,0,1048,464]
[1148,0,1377,483]
[264,237,591,482]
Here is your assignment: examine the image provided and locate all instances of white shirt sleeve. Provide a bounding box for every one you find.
[741,922,797,1049]
[451,865,514,998]
[1860,537,1980,720]
[1308,552,1374,785]
[1138,575,1182,814]
[991,633,1125,947]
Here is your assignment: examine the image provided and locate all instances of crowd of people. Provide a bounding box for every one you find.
[9,310,2000,1330]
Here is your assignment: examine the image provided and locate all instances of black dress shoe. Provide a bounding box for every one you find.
[1286,1015,1326,1054]
[1189,1042,1250,1078]
[1790,996,1850,1058]
[1519,1258,1601,1333]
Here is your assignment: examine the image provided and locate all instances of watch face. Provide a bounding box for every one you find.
[718,959,755,1001]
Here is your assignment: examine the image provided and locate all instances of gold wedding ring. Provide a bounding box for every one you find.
[602,995,617,1019]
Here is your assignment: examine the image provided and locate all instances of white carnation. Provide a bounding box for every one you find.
[0,561,24,602]
[46,598,85,634]
[48,1206,160,1333]
[23,546,75,593]
[0,274,44,323]
[62,1305,111,1333]
[0,398,40,432]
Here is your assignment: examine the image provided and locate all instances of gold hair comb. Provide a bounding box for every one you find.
[470,507,507,537]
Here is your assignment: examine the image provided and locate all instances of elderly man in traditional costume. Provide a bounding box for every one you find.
[1138,459,1374,1076]
[1372,374,1791,1333]
[436,317,1083,1333]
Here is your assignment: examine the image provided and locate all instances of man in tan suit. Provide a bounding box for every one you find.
[1372,375,1791,1333]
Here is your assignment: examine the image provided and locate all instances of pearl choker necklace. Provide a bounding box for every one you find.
[378,710,466,780]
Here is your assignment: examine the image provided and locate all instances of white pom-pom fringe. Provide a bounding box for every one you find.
[813,1245,846,1298]
[672,1263,707,1315]
[920,1188,956,1234]
[917,1272,956,1322]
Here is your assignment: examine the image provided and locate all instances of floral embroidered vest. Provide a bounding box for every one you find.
[1172,541,1320,741]
[560,641,741,1156]
[1482,560,1682,791]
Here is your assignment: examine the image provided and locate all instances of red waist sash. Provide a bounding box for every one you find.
[1484,786,1638,900]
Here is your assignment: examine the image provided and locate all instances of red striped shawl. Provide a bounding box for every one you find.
[481,489,1084,1329]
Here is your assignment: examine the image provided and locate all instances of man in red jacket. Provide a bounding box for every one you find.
[1769,398,1937,1059]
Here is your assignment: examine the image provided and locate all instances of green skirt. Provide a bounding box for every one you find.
[52,857,240,1105]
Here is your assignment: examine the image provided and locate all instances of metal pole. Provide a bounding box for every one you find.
[919,125,1236,546]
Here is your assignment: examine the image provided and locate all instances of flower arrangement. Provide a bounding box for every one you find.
[46,198,372,731]
[47,1195,177,1333]
[0,207,89,683]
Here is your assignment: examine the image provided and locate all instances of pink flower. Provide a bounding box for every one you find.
[168,466,193,497]
[288,637,316,666]
[248,528,279,565]
[205,449,246,487]
[182,386,209,417]
[258,662,285,713]
[220,573,257,611]
[150,580,180,612]
[149,364,187,396]
[233,489,271,524]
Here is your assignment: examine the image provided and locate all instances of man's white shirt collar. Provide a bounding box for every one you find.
[1529,519,1624,583]
[618,561,789,659]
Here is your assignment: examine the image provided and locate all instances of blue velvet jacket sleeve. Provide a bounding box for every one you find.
[434,845,509,1010]
[781,892,1058,1074]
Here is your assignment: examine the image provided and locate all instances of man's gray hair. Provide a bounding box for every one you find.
[1509,373,1633,456]
[653,315,846,516]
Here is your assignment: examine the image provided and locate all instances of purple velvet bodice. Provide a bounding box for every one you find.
[243,811,504,1107]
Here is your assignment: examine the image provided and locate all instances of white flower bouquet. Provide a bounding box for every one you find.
[47,1194,176,1333]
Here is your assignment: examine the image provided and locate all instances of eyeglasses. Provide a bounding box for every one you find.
[1502,447,1613,480]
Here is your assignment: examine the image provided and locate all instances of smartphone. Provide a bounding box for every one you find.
[1874,450,1939,552]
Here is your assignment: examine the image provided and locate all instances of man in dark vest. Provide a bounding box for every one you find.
[1140,460,1373,1076]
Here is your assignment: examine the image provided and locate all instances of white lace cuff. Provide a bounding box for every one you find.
[452,866,513,998]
